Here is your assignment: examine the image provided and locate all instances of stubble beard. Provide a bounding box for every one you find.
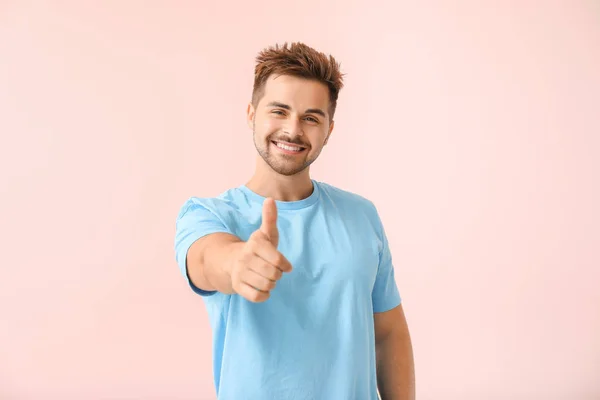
[253,122,317,177]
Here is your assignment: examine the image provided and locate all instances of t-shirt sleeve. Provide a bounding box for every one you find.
[174,197,235,296]
[371,204,402,313]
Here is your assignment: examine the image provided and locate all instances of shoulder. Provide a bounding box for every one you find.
[318,182,375,211]
[316,181,382,220]
[176,186,246,220]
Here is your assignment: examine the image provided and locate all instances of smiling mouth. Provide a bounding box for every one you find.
[271,140,307,154]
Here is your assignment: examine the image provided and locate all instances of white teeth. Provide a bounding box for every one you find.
[275,142,303,152]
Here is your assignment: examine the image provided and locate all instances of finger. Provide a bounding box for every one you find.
[242,269,277,292]
[251,238,293,273]
[260,197,279,246]
[248,257,283,282]
[236,282,270,303]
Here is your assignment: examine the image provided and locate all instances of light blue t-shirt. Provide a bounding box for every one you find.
[174,179,401,400]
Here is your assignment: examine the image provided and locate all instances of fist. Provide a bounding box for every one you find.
[230,197,293,302]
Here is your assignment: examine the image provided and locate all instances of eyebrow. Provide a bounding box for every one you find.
[266,101,327,118]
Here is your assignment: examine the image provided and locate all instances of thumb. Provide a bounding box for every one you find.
[260,197,279,245]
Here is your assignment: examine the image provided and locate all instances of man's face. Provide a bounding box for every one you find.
[247,74,334,176]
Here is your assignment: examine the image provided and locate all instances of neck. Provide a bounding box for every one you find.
[245,156,314,202]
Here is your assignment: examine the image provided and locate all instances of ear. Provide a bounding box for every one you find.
[246,102,255,130]
[324,120,335,145]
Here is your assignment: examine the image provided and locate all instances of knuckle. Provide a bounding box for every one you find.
[263,279,273,291]
[250,230,266,243]
[274,253,284,266]
[248,291,268,303]
[249,292,260,302]
[264,263,277,279]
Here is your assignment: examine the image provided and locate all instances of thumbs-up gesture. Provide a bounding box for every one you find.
[230,198,292,302]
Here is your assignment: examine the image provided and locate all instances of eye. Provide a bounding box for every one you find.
[271,109,286,116]
[304,116,319,123]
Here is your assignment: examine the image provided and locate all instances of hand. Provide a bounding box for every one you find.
[230,197,292,302]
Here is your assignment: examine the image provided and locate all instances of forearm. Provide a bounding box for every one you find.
[376,329,416,400]
[187,233,243,294]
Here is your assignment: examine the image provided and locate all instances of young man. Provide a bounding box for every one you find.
[174,42,415,400]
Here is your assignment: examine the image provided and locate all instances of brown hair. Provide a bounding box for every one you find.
[251,42,345,120]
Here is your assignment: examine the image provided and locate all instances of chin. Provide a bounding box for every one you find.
[269,163,307,176]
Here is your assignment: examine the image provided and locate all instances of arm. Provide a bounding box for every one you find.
[178,197,291,301]
[186,232,244,294]
[375,304,416,400]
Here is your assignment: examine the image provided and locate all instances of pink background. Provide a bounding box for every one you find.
[1,1,599,399]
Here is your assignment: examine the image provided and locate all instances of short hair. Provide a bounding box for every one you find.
[251,42,345,120]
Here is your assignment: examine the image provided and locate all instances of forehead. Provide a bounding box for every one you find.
[260,74,330,111]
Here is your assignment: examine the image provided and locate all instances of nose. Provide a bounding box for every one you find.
[283,118,304,136]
